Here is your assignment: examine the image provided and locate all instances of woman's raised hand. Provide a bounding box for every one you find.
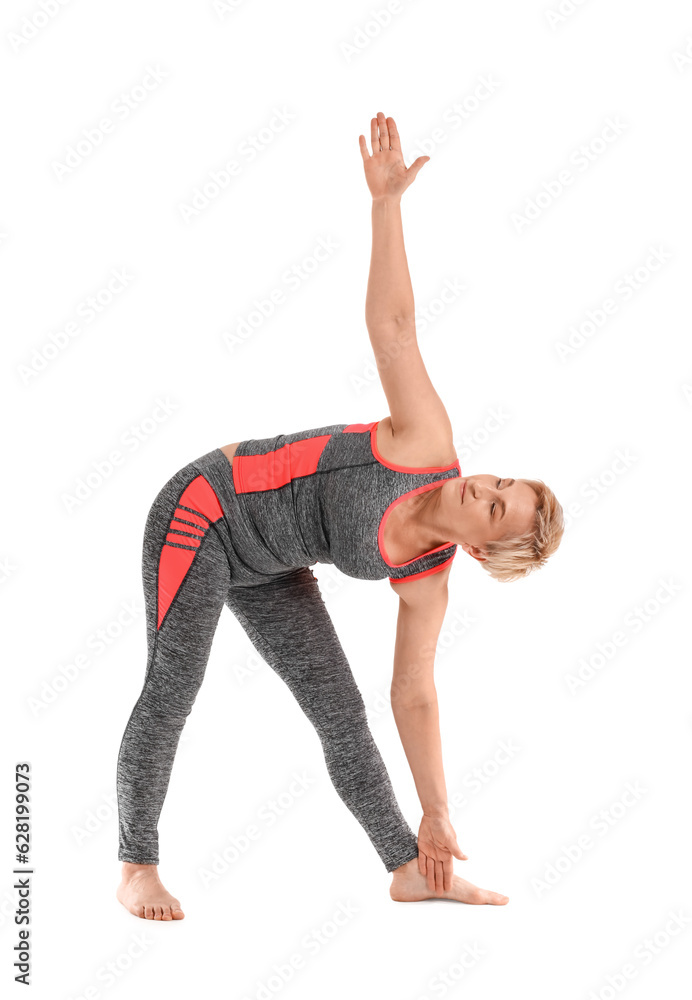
[358,111,429,201]
[417,813,468,893]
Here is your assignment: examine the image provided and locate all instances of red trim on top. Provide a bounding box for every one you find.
[389,553,456,583]
[379,480,457,568]
[370,421,461,474]
[232,435,332,494]
[343,421,377,433]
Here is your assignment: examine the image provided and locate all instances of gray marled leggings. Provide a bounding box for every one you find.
[116,460,420,872]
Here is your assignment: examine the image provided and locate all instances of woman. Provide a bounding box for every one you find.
[116,112,564,920]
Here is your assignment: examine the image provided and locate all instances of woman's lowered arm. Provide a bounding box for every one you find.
[390,570,468,893]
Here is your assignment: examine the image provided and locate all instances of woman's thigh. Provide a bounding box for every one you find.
[138,462,231,705]
[224,568,367,726]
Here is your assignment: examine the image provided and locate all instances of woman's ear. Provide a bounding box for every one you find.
[460,542,487,563]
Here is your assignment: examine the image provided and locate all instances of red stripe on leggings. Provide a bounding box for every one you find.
[166,532,201,547]
[179,476,224,522]
[157,475,224,630]
[169,519,205,537]
[157,545,197,628]
[174,507,209,529]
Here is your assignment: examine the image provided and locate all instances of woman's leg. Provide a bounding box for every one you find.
[225,566,420,872]
[116,467,230,917]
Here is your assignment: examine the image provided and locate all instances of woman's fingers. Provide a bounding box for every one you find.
[426,857,436,893]
[358,134,370,162]
[387,116,401,151]
[366,111,400,157]
[370,116,380,154]
[420,845,457,892]
[376,111,389,149]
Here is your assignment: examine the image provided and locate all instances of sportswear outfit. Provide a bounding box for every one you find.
[116,419,461,870]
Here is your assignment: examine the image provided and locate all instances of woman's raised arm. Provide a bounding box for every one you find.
[359,112,427,326]
[358,112,453,450]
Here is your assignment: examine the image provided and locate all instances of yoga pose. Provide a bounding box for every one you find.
[116,113,564,920]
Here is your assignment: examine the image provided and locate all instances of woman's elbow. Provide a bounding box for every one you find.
[390,685,438,712]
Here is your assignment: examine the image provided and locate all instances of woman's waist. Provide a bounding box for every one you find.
[219,441,241,468]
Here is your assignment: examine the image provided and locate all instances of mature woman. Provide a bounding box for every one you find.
[116,112,564,920]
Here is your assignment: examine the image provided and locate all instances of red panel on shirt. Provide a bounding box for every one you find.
[233,435,332,494]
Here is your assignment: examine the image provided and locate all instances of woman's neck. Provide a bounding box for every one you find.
[400,486,457,556]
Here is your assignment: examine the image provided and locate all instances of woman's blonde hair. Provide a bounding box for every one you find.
[478,479,564,583]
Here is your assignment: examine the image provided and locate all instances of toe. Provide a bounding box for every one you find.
[153,906,163,920]
[172,907,185,919]
[161,906,172,920]
[486,890,509,905]
[144,905,155,919]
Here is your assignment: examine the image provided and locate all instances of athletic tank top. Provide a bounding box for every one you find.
[229,419,462,583]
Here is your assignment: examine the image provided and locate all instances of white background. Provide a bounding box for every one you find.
[2,0,691,997]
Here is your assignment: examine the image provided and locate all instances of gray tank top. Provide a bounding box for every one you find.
[223,419,461,583]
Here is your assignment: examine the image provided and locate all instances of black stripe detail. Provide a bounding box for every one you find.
[177,503,210,523]
[164,540,199,551]
[168,524,205,539]
[172,514,209,531]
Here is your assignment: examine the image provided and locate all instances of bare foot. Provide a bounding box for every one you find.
[116,863,185,920]
[390,858,508,905]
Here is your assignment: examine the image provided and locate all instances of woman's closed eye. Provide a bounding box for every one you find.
[491,480,501,517]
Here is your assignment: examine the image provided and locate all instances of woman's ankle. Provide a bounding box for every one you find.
[391,858,417,876]
[121,861,158,876]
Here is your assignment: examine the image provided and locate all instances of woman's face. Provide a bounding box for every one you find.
[440,475,538,559]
